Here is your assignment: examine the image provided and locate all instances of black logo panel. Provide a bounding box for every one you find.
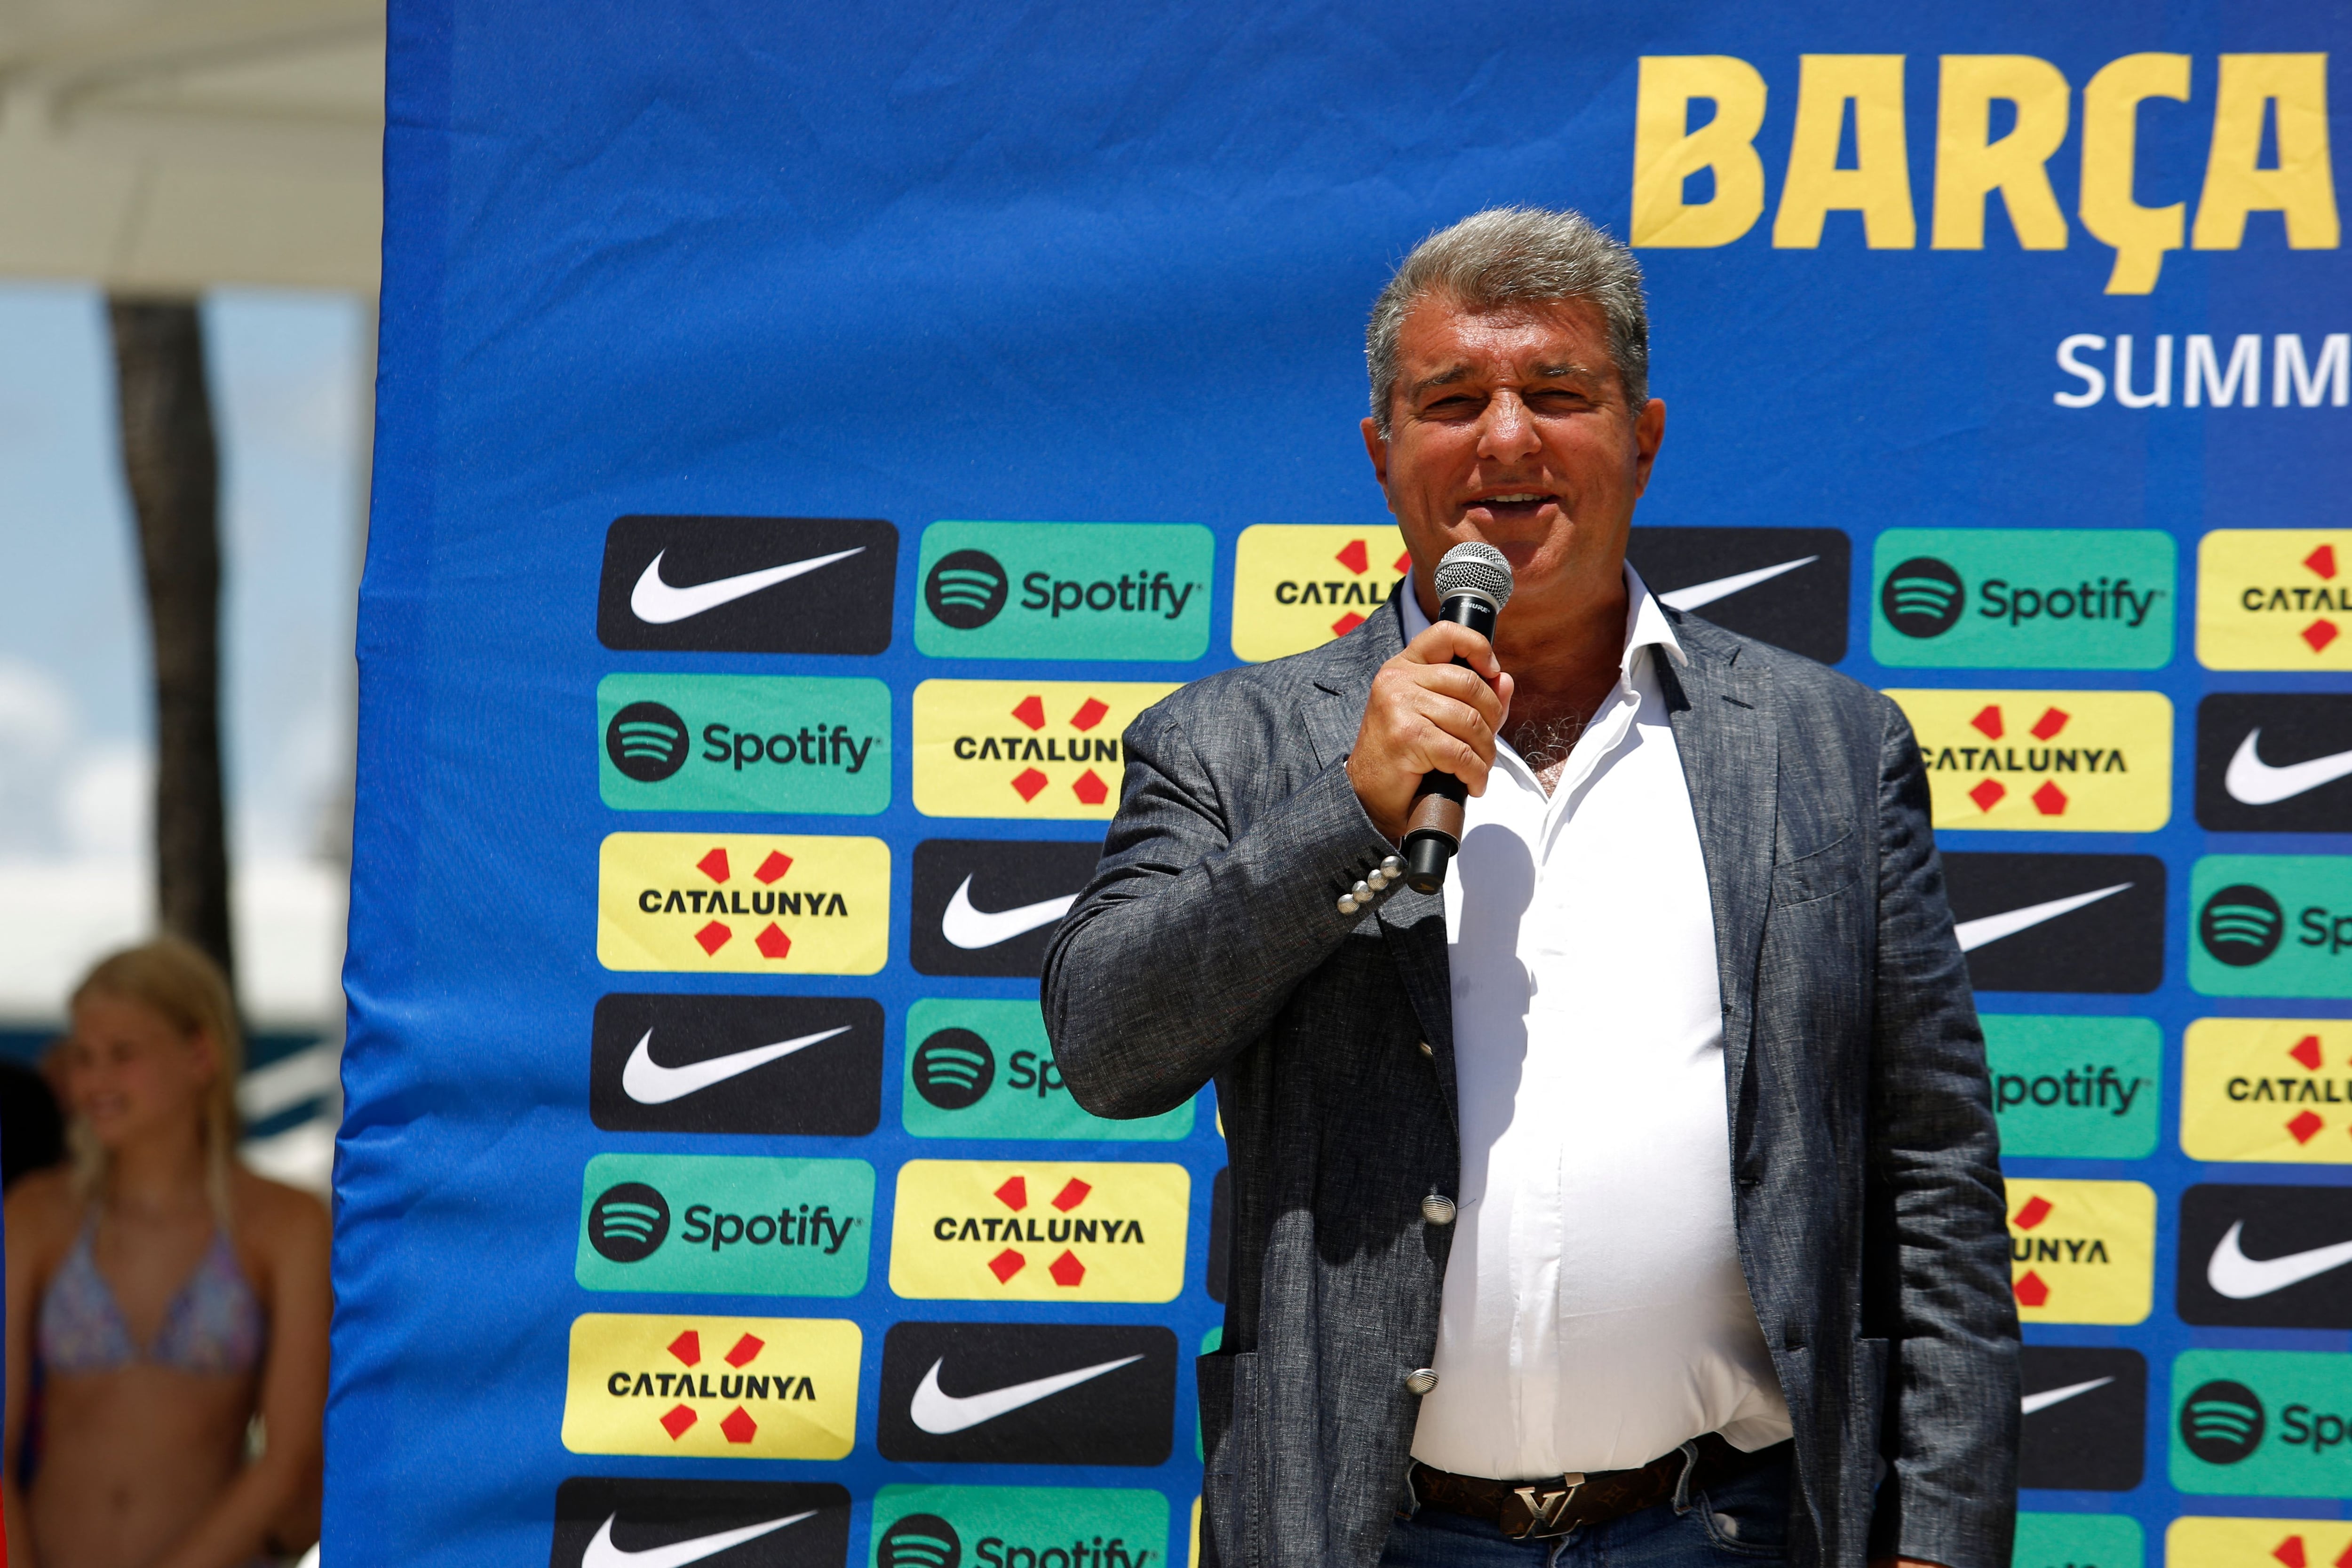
[549,1477,850,1568]
[2197,694,2352,833]
[876,1321,1177,1465]
[596,516,897,654]
[1942,853,2165,994]
[911,838,1102,977]
[589,995,882,1135]
[2178,1183,2352,1329]
[2019,1346,2145,1491]
[1625,526,1851,663]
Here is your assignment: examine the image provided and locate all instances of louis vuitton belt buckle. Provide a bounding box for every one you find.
[1501,1472,1586,1540]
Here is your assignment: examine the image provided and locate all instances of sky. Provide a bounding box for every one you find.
[0,282,366,1024]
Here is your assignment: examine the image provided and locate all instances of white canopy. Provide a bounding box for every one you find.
[0,0,382,291]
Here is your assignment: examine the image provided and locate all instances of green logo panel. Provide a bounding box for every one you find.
[915,521,1215,661]
[2013,1514,2142,1568]
[575,1153,874,1296]
[2192,856,2352,998]
[902,998,1194,1140]
[2171,1349,2352,1495]
[871,1484,1168,1568]
[597,673,890,813]
[1984,1015,2161,1159]
[1871,529,2175,668]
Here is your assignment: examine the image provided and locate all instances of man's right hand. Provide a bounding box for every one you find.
[1345,621,1514,843]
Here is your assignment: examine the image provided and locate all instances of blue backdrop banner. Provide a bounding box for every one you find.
[341,5,2352,1566]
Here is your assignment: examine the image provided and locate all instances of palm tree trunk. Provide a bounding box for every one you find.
[107,296,235,988]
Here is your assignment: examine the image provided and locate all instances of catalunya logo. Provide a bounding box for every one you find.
[2008,1179,2156,1326]
[560,1313,861,1460]
[1231,523,1412,662]
[2200,533,2352,671]
[889,1160,1189,1304]
[913,681,1177,820]
[597,834,889,975]
[1885,689,2171,832]
[2182,1020,2352,1164]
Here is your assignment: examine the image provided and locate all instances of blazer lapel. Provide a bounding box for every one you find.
[1301,596,1398,769]
[1305,600,1461,1125]
[1660,616,1778,1144]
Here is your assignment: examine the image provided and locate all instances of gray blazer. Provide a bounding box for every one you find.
[1043,594,2018,1568]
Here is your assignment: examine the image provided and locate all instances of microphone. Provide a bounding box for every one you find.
[1400,540,1514,895]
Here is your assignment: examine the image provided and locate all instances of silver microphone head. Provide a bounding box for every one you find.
[1433,540,1513,612]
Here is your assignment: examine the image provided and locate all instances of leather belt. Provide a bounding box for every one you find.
[1407,1433,1791,1541]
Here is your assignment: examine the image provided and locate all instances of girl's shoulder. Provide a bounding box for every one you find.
[229,1167,330,1265]
[4,1168,85,1270]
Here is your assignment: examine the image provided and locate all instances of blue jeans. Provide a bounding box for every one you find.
[1380,1456,1793,1568]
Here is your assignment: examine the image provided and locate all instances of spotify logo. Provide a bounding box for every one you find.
[1882,557,1966,638]
[606,701,690,782]
[587,1181,670,1262]
[911,1029,996,1110]
[878,1513,961,1568]
[926,550,1009,630]
[2180,1379,2266,1465]
[2201,884,2286,967]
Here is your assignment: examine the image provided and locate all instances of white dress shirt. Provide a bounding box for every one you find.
[1402,566,1792,1481]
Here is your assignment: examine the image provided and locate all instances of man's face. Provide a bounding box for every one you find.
[1362,293,1665,632]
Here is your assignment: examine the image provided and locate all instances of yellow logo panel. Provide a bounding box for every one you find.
[2007,1178,2154,1325]
[1883,689,2171,831]
[2183,1018,2352,1164]
[597,833,888,974]
[2168,1517,2352,1568]
[1232,524,1409,662]
[912,680,1179,820]
[561,1312,860,1459]
[2198,529,2352,670]
[890,1159,1190,1303]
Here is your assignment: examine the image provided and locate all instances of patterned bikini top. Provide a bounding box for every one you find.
[38,1218,265,1378]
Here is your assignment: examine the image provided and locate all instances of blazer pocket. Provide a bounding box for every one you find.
[1772,829,1859,907]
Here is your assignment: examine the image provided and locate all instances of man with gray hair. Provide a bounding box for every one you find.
[1046,207,2017,1568]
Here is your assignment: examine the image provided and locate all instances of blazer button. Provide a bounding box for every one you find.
[1417,1040,1433,1058]
[1381,855,1405,879]
[1421,1194,1457,1226]
[1405,1368,1439,1395]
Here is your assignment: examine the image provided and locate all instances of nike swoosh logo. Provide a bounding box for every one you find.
[909,1353,1144,1434]
[940,876,1077,950]
[1657,555,1820,613]
[1955,882,2133,952]
[2021,1376,2114,1416]
[2207,1220,2352,1298]
[629,546,865,624]
[621,1026,851,1104]
[2225,729,2352,806]
[581,1510,814,1568]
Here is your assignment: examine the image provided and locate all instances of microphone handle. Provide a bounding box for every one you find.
[1399,592,1499,895]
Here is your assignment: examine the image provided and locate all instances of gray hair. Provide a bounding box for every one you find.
[1366,206,1649,436]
